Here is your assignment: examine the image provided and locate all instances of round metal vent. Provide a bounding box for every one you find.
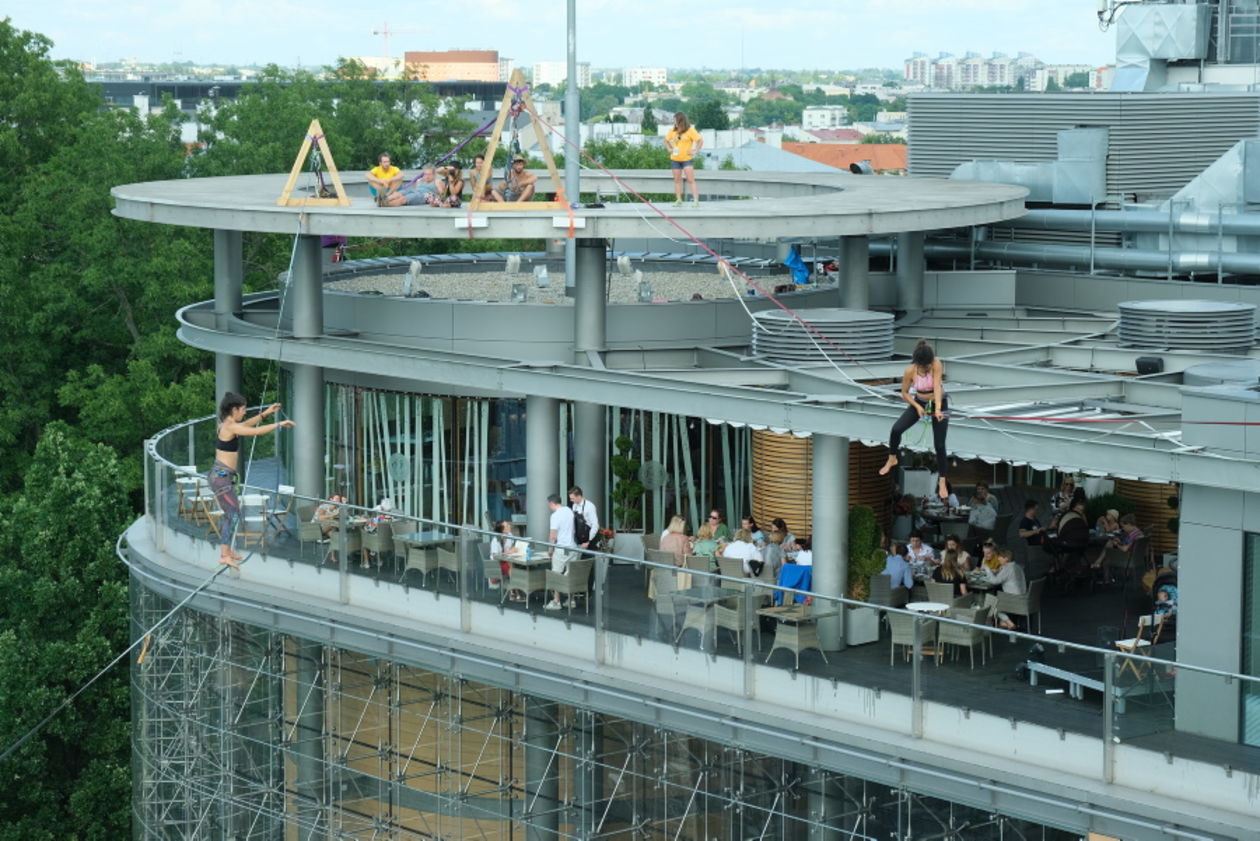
[751,308,893,363]
[1118,300,1256,352]
[1183,359,1260,388]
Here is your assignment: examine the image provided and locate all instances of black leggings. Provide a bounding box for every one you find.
[888,396,949,477]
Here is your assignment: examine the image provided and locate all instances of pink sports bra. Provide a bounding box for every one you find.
[912,369,935,393]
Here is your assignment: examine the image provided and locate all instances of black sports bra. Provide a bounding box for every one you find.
[215,429,239,453]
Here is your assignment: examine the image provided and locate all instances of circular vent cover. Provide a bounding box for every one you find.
[1118,300,1256,352]
[752,308,893,363]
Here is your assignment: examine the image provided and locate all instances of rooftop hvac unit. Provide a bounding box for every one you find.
[751,308,893,364]
[1118,300,1256,352]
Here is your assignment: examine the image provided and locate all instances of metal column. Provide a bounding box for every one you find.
[563,0,581,292]
[290,235,325,502]
[213,229,243,400]
[895,231,925,313]
[291,639,325,832]
[523,697,560,841]
[812,434,848,651]
[840,236,869,311]
[527,395,561,541]
[805,767,840,840]
[574,239,607,515]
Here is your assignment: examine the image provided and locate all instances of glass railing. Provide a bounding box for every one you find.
[134,413,1260,785]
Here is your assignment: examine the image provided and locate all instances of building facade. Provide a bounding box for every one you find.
[403,49,501,81]
[532,60,592,89]
[622,66,668,88]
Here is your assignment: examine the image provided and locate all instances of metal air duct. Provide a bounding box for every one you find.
[751,308,893,364]
[1118,300,1256,351]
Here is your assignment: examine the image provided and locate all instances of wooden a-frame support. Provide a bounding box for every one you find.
[277,118,351,207]
[470,69,568,211]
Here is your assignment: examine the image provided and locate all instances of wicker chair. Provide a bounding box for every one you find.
[546,557,593,615]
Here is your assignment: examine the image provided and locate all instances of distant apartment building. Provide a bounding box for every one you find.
[801,105,850,130]
[1028,63,1096,91]
[905,50,1045,90]
[622,66,668,88]
[532,61,592,89]
[499,56,514,82]
[404,49,501,82]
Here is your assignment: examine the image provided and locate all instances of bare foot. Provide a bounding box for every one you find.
[218,556,241,570]
[938,477,949,499]
[878,455,898,476]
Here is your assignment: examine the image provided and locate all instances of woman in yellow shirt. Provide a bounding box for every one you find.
[664,112,703,207]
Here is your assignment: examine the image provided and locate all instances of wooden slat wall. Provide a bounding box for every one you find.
[1113,478,1179,555]
[751,432,893,538]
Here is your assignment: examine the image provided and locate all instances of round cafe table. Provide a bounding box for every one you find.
[905,601,951,616]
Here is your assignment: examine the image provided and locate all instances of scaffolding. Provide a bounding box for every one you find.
[131,585,1077,841]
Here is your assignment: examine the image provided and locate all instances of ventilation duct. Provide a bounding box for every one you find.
[1111,2,1212,92]
[1118,300,1256,352]
[951,127,1106,205]
[751,308,893,364]
[1182,359,1260,388]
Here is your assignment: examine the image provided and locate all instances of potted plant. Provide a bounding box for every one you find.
[609,435,646,560]
[845,504,885,645]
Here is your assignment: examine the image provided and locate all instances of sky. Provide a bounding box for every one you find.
[7,0,1116,70]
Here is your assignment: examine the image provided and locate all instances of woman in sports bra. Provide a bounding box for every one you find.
[878,339,951,500]
[211,392,296,568]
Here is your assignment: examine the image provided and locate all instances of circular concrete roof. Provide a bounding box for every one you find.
[112,170,1027,240]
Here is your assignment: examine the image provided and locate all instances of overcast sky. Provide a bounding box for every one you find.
[9,0,1116,70]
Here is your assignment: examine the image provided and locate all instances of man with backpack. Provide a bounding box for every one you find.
[568,485,599,551]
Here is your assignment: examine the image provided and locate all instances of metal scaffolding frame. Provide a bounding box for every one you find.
[131,588,1074,841]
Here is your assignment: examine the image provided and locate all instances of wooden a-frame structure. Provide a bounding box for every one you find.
[469,69,568,211]
[276,119,351,207]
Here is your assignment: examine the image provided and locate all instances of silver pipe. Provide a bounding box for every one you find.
[1006,207,1260,237]
[925,239,1260,275]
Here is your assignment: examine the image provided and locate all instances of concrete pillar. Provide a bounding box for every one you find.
[573,239,608,516]
[292,364,325,502]
[524,697,560,841]
[840,236,869,311]
[527,396,560,541]
[812,434,849,651]
[290,234,324,339]
[213,229,243,400]
[292,640,325,825]
[896,231,925,313]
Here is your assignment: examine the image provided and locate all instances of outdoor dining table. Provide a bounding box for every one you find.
[675,586,742,652]
[757,604,838,669]
[497,553,552,604]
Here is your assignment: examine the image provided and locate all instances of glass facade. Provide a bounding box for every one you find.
[1243,532,1260,746]
[130,584,1078,841]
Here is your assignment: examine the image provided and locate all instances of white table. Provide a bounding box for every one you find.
[906,601,951,615]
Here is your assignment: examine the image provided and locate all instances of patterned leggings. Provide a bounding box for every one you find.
[208,461,239,547]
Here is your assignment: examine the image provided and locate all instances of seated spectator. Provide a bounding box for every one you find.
[943,534,973,571]
[383,167,440,207]
[469,154,503,202]
[499,154,538,202]
[1091,513,1143,569]
[932,549,969,597]
[984,547,1027,629]
[741,515,765,545]
[436,162,464,206]
[723,528,764,575]
[770,517,794,548]
[967,482,998,531]
[762,529,786,579]
[1095,508,1121,536]
[882,543,914,590]
[940,478,960,509]
[1051,498,1090,552]
[691,522,720,558]
[660,515,690,566]
[978,539,1000,572]
[313,494,344,539]
[708,508,732,542]
[790,535,813,567]
[1050,475,1077,514]
[366,153,403,199]
[490,519,525,598]
[906,531,935,572]
[1018,500,1047,547]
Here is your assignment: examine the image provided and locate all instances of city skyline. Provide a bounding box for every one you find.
[9,0,1115,72]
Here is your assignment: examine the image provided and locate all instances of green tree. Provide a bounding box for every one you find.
[0,423,132,841]
[740,96,804,127]
[1064,71,1090,89]
[691,99,729,130]
[640,107,658,135]
[1045,77,1062,92]
[861,133,905,144]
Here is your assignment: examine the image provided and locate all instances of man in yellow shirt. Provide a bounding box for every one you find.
[366,153,403,203]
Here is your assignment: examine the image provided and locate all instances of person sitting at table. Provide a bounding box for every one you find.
[789,535,813,567]
[940,479,960,510]
[882,543,915,591]
[942,534,973,571]
[978,538,1000,572]
[707,508,732,542]
[1018,500,1048,547]
[313,494,345,540]
[1050,475,1077,515]
[1090,513,1143,571]
[984,547,1027,629]
[906,531,935,572]
[741,515,765,545]
[762,529,786,579]
[490,519,525,598]
[932,549,969,597]
[661,515,690,566]
[723,528,764,575]
[1095,508,1121,536]
[691,522,720,559]
[770,517,795,549]
[967,482,998,533]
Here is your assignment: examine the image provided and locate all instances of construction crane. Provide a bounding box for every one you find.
[371,23,421,62]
